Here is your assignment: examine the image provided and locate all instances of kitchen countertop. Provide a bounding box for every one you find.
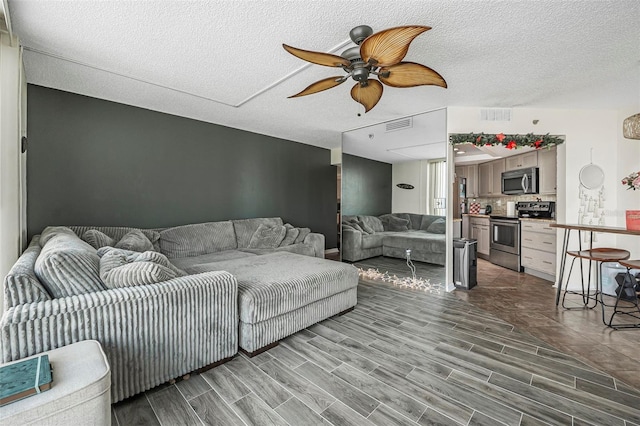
[519,217,556,223]
[462,214,556,223]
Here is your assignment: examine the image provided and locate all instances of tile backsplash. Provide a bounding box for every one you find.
[467,195,557,216]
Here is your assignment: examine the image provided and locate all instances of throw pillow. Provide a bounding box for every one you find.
[115,230,154,252]
[279,224,300,247]
[39,226,78,247]
[348,221,366,233]
[99,248,185,288]
[82,229,115,249]
[381,216,410,232]
[294,227,311,244]
[426,218,446,234]
[248,224,287,249]
[359,221,375,234]
[34,230,105,298]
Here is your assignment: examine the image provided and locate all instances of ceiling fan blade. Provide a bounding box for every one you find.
[379,62,447,88]
[288,76,346,98]
[360,26,431,67]
[350,79,383,113]
[283,44,351,67]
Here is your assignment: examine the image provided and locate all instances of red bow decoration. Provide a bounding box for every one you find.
[506,140,517,149]
[533,139,542,149]
[496,133,506,143]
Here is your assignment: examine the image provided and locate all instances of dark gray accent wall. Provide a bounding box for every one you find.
[27,85,337,248]
[342,154,391,216]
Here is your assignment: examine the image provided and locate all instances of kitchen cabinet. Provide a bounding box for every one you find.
[537,147,557,194]
[520,220,556,279]
[478,159,505,197]
[505,151,537,171]
[469,216,490,258]
[455,164,478,197]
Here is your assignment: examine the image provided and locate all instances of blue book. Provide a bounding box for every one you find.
[0,354,53,406]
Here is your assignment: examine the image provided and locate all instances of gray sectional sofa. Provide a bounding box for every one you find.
[1,217,358,403]
[342,213,446,265]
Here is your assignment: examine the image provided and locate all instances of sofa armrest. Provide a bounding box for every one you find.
[341,228,363,262]
[304,232,325,258]
[1,271,238,403]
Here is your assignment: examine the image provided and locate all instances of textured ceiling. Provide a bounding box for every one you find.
[7,0,640,150]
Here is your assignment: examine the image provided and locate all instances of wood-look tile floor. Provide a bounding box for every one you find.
[112,257,640,426]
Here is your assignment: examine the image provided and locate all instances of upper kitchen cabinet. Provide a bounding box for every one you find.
[538,147,557,194]
[456,164,478,197]
[505,151,538,171]
[478,158,506,197]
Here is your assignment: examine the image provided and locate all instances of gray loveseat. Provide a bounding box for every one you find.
[1,217,358,403]
[342,213,446,265]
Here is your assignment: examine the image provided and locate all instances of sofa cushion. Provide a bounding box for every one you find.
[189,252,358,324]
[4,236,52,309]
[382,231,446,253]
[358,215,384,233]
[82,230,115,249]
[358,221,375,234]
[69,226,161,251]
[115,230,154,252]
[240,243,315,257]
[34,227,105,298]
[99,248,183,288]
[39,226,78,247]
[361,233,385,249]
[169,250,257,273]
[347,221,366,233]
[406,213,424,230]
[279,225,300,247]
[159,221,237,258]
[294,227,311,243]
[426,218,446,234]
[420,215,443,231]
[380,214,410,232]
[233,218,284,249]
[248,224,286,249]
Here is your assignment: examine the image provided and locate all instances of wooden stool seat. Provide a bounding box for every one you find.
[566,248,630,262]
[562,248,631,311]
[619,259,640,270]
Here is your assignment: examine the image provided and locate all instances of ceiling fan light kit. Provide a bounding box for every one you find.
[283,25,447,113]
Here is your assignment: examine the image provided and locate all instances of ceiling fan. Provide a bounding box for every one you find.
[283,25,447,113]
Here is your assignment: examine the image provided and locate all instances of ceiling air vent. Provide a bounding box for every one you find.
[385,117,413,132]
[480,108,512,121]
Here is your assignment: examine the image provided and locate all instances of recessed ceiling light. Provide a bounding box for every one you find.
[453,147,459,151]
[456,150,465,154]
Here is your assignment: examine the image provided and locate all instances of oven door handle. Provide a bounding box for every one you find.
[493,224,499,243]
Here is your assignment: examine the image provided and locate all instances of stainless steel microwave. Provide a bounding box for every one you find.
[501,167,539,195]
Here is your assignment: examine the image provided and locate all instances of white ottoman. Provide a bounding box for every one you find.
[0,340,111,426]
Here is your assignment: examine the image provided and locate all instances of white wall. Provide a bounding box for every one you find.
[448,107,628,289]
[0,33,26,313]
[392,160,428,214]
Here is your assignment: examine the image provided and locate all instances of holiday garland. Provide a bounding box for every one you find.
[449,132,564,149]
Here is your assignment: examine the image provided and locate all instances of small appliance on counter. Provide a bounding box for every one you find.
[506,201,516,217]
[517,201,555,219]
[485,205,492,214]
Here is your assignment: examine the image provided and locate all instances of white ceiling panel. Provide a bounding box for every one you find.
[6,0,640,149]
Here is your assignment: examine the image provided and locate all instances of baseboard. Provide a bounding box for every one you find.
[239,341,279,358]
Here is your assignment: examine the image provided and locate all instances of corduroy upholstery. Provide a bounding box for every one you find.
[1,270,238,403]
[342,213,446,264]
[190,252,359,353]
[2,217,334,402]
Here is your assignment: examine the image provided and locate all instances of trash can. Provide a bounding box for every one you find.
[602,262,640,297]
[453,238,477,290]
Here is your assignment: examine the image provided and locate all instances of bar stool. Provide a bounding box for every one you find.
[561,248,630,310]
[603,259,640,329]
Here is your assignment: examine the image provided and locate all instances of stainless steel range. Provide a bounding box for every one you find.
[489,201,555,272]
[489,216,521,272]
